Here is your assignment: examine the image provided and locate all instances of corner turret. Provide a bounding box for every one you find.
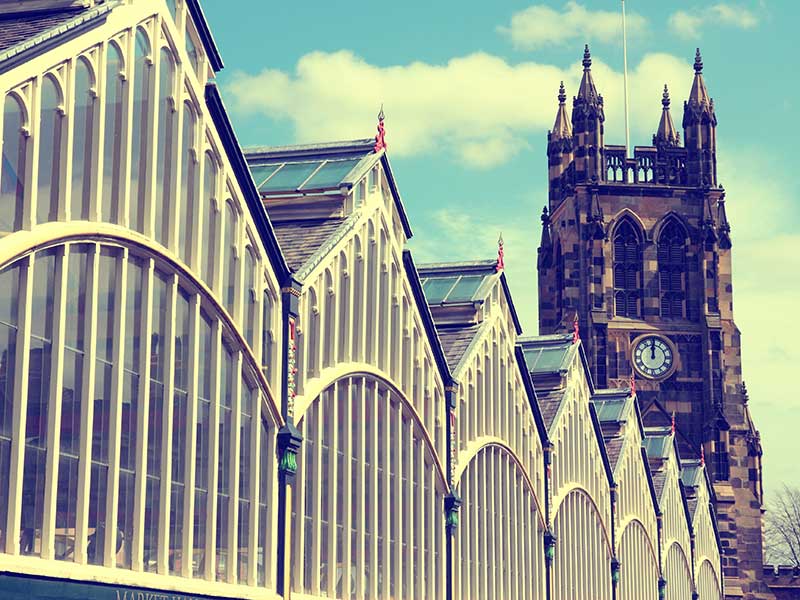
[683,49,717,186]
[571,45,604,183]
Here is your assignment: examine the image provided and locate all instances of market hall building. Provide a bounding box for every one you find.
[0,0,756,599]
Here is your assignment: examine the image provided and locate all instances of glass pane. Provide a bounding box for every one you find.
[37,76,62,224]
[1,94,26,232]
[130,30,151,233]
[299,159,360,190]
[155,49,175,246]
[179,104,196,261]
[249,164,280,188]
[186,29,199,75]
[445,275,485,302]
[201,154,217,286]
[422,277,457,304]
[259,162,322,192]
[103,44,124,222]
[71,59,94,221]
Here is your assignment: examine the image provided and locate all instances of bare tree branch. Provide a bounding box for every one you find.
[765,484,800,567]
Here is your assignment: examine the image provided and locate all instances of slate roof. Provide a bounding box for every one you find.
[436,324,481,371]
[0,7,88,53]
[603,436,625,471]
[536,388,565,431]
[651,470,667,502]
[272,217,346,272]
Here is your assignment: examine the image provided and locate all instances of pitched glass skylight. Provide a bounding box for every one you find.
[524,344,570,373]
[300,158,360,190]
[259,161,322,192]
[420,274,490,304]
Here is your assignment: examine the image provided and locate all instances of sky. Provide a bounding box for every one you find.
[201,0,800,501]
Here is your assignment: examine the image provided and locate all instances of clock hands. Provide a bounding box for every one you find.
[650,338,656,360]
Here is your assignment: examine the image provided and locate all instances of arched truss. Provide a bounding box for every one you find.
[454,442,546,600]
[663,541,693,600]
[617,519,659,600]
[291,373,448,600]
[696,558,722,600]
[553,488,613,600]
[0,234,282,591]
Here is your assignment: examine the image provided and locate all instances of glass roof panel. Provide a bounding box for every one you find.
[259,161,323,192]
[424,277,459,304]
[250,164,281,188]
[445,275,486,302]
[300,159,361,190]
[594,399,627,422]
[524,345,569,373]
[643,436,670,458]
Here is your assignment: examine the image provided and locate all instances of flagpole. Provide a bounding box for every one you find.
[622,0,631,157]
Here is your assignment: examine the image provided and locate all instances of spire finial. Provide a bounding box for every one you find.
[572,312,580,345]
[558,81,566,104]
[496,234,505,272]
[662,84,671,109]
[374,104,386,153]
[583,44,592,69]
[694,48,703,74]
[541,205,550,225]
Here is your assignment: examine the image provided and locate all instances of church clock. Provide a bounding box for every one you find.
[631,335,677,380]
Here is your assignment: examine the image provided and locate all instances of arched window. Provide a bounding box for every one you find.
[129,29,152,233]
[293,376,446,598]
[613,220,642,318]
[155,49,176,246]
[102,43,124,223]
[261,287,274,384]
[1,94,27,232]
[0,243,277,585]
[306,288,319,377]
[323,269,335,369]
[179,103,197,262]
[37,76,63,224]
[658,220,687,319]
[71,58,95,221]
[337,251,349,362]
[224,200,239,314]
[243,247,257,349]
[555,242,564,321]
[201,153,218,287]
[352,236,363,361]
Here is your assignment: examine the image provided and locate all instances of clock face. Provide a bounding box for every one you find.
[632,336,676,379]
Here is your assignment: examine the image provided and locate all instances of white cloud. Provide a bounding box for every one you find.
[227,50,694,169]
[669,3,759,39]
[498,1,647,51]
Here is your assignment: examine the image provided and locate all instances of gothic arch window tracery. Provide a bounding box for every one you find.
[129,28,152,233]
[71,57,95,221]
[658,220,688,319]
[1,93,28,232]
[613,220,642,318]
[102,42,125,223]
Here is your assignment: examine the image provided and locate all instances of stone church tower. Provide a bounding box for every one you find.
[537,47,772,599]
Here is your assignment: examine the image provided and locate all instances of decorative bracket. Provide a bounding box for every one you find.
[544,529,557,563]
[276,423,303,483]
[611,557,621,586]
[444,492,462,533]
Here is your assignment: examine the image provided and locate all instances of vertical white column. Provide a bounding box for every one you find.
[378,385,389,600]
[132,258,154,572]
[41,247,67,560]
[74,244,100,565]
[292,413,306,591]
[342,380,353,599]
[181,294,200,578]
[325,384,338,598]
[157,273,178,574]
[204,318,222,581]
[227,352,242,584]
[355,378,366,598]
[104,248,128,566]
[310,400,322,595]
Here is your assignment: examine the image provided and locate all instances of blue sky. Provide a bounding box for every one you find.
[202,1,799,499]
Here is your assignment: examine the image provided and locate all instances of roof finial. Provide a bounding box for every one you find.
[700,444,705,466]
[694,48,703,74]
[572,312,580,345]
[662,84,671,109]
[629,371,636,398]
[541,205,550,225]
[671,411,677,435]
[496,233,505,272]
[374,104,387,153]
[583,44,592,69]
[558,81,566,104]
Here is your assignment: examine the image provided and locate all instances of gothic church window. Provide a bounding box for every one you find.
[613,220,642,318]
[1,94,27,232]
[71,58,95,221]
[37,75,63,224]
[658,220,687,318]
